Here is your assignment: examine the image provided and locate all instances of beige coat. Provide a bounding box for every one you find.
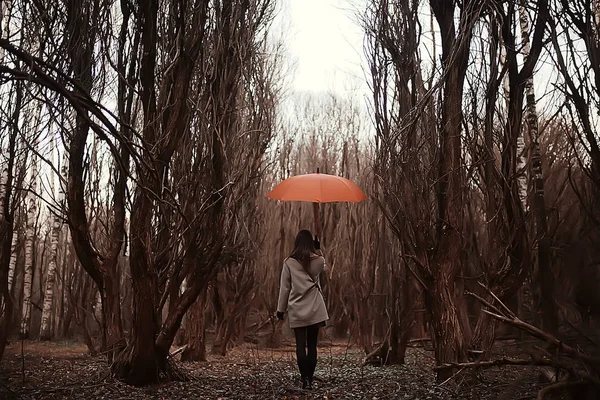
[277,255,329,329]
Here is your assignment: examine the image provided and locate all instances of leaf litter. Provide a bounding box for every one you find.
[0,340,542,399]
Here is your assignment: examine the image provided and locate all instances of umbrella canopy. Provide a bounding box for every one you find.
[266,173,367,203]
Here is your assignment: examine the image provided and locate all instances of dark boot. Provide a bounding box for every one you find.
[306,378,313,390]
[298,357,308,388]
[302,377,309,389]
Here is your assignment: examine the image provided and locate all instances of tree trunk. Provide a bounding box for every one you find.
[181,292,207,362]
[0,160,14,360]
[64,0,126,357]
[516,125,528,205]
[20,162,37,339]
[519,0,558,334]
[40,139,61,340]
[387,295,410,365]
[0,233,13,361]
[2,61,22,354]
[39,215,59,340]
[56,233,70,338]
[470,311,496,357]
[6,232,16,292]
[73,275,97,355]
[113,182,161,385]
[100,269,124,356]
[428,0,473,381]
[392,265,416,364]
[427,255,468,382]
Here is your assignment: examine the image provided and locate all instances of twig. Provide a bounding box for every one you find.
[477,281,516,318]
[169,345,188,359]
[466,290,506,317]
[438,366,464,386]
[361,320,395,366]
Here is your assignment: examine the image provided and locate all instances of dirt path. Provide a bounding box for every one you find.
[0,340,542,399]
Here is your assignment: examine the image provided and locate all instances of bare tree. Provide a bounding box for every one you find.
[519,0,557,333]
[364,0,480,378]
[19,101,42,339]
[550,0,600,186]
[0,0,25,357]
[467,0,550,356]
[110,0,278,384]
[360,0,425,364]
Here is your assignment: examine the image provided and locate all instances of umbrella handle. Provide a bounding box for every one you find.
[314,169,321,241]
[313,202,320,239]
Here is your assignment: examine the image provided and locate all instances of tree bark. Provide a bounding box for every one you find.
[6,232,16,293]
[181,291,208,362]
[519,0,558,335]
[20,130,39,339]
[428,0,475,380]
[0,145,15,360]
[39,215,59,340]
[1,50,22,354]
[39,138,61,340]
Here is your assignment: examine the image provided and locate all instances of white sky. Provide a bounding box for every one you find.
[277,1,562,113]
[277,0,368,96]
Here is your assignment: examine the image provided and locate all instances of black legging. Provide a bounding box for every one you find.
[293,323,320,380]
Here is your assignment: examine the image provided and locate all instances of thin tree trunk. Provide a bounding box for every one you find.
[472,17,502,356]
[0,169,6,226]
[7,233,16,292]
[0,0,12,63]
[39,216,59,340]
[0,150,14,360]
[64,1,126,358]
[519,0,557,333]
[471,311,496,356]
[56,223,70,338]
[515,31,528,207]
[72,274,96,355]
[20,108,40,338]
[1,44,22,351]
[20,205,34,338]
[39,137,61,340]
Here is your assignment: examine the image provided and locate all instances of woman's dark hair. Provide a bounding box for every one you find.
[290,229,316,272]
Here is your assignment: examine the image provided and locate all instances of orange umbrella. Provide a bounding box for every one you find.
[266,172,367,238]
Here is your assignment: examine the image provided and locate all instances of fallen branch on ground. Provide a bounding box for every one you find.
[467,283,600,399]
[478,309,600,366]
[467,287,600,368]
[434,357,560,371]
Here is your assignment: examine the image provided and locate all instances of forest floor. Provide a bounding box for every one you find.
[0,338,551,400]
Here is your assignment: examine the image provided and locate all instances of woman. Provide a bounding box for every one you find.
[276,229,329,390]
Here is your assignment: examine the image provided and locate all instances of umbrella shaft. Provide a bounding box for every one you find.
[313,202,320,239]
